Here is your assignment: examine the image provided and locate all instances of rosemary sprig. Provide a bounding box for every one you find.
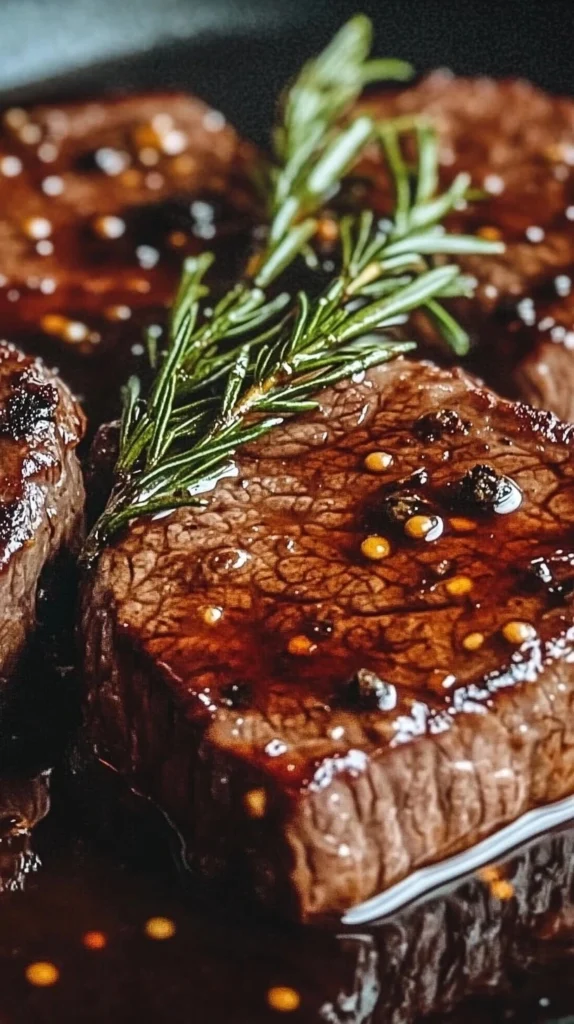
[82,20,505,564]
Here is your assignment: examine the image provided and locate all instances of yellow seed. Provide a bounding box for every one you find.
[478,225,503,241]
[477,865,501,884]
[201,605,223,626]
[462,631,485,652]
[449,516,477,533]
[287,635,317,656]
[445,575,473,597]
[361,535,391,561]
[502,620,537,645]
[41,313,67,336]
[490,879,514,901]
[83,930,107,950]
[405,515,440,540]
[316,217,339,244]
[26,961,59,987]
[168,229,188,248]
[244,788,267,819]
[144,916,176,940]
[267,986,301,1013]
[364,451,394,473]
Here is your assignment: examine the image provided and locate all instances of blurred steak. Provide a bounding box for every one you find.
[0,92,258,427]
[0,342,84,684]
[359,74,574,416]
[81,358,574,920]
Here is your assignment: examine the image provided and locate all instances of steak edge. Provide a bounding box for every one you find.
[0,342,84,683]
[81,358,574,919]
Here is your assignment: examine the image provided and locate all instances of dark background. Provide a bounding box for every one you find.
[1,0,573,144]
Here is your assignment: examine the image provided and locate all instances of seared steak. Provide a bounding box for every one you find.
[81,358,574,920]
[0,93,258,427]
[0,342,84,684]
[360,74,574,416]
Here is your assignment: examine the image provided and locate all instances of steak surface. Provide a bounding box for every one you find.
[82,358,574,920]
[359,74,574,417]
[0,92,258,427]
[0,342,84,684]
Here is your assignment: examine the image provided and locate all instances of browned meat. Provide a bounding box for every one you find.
[359,74,574,414]
[0,342,84,684]
[81,357,574,920]
[0,93,258,427]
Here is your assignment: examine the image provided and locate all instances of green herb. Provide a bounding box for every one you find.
[82,18,504,564]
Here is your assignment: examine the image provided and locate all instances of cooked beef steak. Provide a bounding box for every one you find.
[359,74,574,415]
[0,342,84,683]
[0,93,258,427]
[81,358,574,920]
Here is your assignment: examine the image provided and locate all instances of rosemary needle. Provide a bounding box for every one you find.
[82,18,504,564]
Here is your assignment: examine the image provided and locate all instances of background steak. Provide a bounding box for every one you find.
[0,92,258,428]
[0,342,84,687]
[360,74,574,417]
[81,357,574,919]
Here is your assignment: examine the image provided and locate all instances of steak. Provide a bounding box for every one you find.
[0,92,258,427]
[0,342,84,685]
[81,357,574,920]
[359,74,574,416]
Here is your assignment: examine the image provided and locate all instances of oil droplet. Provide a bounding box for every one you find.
[287,635,317,656]
[23,216,52,240]
[207,547,249,573]
[462,631,485,652]
[82,931,107,950]
[361,535,391,560]
[449,516,477,533]
[244,788,267,819]
[445,575,473,597]
[0,155,22,177]
[144,917,176,940]
[26,961,59,987]
[502,620,537,645]
[494,477,522,515]
[41,175,64,196]
[267,987,301,1013]
[200,605,223,626]
[405,515,444,541]
[364,450,393,473]
[104,304,132,321]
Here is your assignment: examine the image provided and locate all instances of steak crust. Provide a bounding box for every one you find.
[359,74,574,417]
[0,92,258,427]
[81,358,574,919]
[0,342,84,683]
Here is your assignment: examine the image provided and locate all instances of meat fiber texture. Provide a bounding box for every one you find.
[0,92,259,427]
[82,357,574,920]
[359,73,574,419]
[0,342,84,684]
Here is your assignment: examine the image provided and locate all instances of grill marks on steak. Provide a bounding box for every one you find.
[0,93,258,427]
[82,359,574,919]
[0,343,84,680]
[358,74,574,417]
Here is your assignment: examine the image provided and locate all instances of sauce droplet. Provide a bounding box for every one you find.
[26,961,59,987]
[144,917,176,940]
